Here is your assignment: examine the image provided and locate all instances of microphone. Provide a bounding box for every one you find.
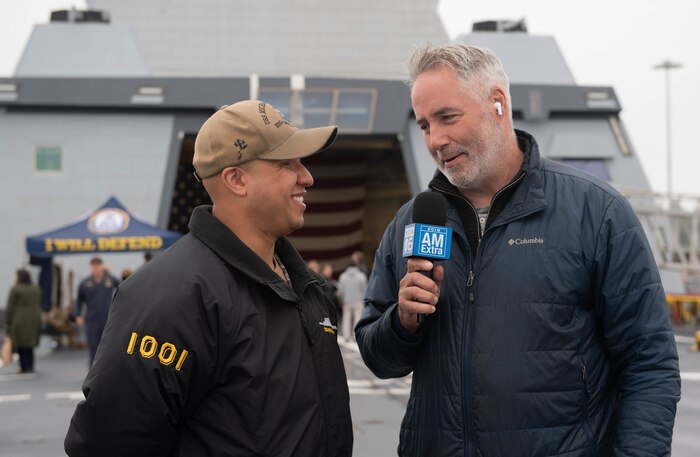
[402,191,452,323]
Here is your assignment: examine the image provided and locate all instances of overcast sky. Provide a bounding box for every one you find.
[442,0,699,196]
[1,0,698,196]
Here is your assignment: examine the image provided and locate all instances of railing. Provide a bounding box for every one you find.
[620,188,700,275]
[619,188,700,324]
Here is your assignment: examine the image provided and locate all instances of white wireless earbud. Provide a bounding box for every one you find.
[494,101,503,116]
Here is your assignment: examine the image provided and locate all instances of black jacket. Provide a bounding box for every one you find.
[356,131,680,456]
[65,206,353,457]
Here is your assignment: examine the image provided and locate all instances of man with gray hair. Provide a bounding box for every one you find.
[356,44,680,456]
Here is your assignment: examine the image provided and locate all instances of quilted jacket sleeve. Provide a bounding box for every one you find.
[594,196,681,456]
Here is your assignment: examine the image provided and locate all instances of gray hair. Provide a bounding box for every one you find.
[407,44,511,109]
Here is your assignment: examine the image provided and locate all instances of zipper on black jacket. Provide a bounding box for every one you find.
[580,362,595,444]
[463,267,476,457]
[296,303,314,346]
[466,270,474,302]
[296,280,318,346]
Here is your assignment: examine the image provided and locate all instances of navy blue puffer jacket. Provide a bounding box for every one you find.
[356,131,680,457]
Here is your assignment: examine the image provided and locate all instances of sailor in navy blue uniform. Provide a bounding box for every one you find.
[74,256,120,366]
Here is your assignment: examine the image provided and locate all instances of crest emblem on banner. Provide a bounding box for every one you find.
[87,208,130,234]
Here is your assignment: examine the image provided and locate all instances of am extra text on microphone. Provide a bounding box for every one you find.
[402,192,452,262]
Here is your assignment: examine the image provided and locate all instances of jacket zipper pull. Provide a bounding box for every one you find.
[467,271,474,303]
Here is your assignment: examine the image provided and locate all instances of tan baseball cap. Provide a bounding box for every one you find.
[193,100,338,179]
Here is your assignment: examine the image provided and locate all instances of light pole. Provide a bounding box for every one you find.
[653,59,682,196]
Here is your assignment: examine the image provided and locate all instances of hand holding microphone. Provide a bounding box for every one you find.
[398,192,452,333]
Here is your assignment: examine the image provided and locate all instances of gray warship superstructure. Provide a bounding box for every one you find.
[0,2,696,305]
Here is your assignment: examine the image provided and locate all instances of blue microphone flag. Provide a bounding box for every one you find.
[402,223,452,260]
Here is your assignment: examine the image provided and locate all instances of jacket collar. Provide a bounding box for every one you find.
[188,206,315,300]
[505,129,547,221]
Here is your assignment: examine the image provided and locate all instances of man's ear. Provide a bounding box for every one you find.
[220,167,247,196]
[490,87,507,117]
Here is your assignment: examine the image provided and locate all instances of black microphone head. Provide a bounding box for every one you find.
[412,191,448,226]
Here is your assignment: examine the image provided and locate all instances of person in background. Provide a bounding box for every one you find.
[350,250,368,276]
[356,44,680,456]
[306,259,320,274]
[320,262,340,314]
[65,100,352,456]
[73,256,119,366]
[5,268,42,374]
[120,268,133,281]
[337,260,367,342]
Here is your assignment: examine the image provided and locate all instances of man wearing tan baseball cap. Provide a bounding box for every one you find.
[193,99,337,180]
[66,100,353,457]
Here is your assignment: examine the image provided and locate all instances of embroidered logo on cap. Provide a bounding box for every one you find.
[234,139,248,160]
